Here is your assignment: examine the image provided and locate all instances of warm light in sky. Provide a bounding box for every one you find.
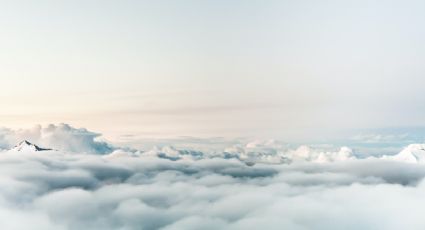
[2,0,425,141]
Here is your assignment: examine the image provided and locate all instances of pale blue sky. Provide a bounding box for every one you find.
[2,0,425,141]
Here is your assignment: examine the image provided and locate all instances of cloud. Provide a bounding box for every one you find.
[0,124,113,154]
[0,151,423,229]
[351,133,410,143]
[1,125,425,229]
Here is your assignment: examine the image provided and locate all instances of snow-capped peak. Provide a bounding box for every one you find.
[383,144,425,163]
[12,140,52,152]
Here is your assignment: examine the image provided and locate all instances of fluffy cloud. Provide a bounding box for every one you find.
[1,125,425,229]
[0,124,113,154]
[0,152,421,229]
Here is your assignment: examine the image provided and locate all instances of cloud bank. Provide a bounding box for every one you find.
[1,124,425,229]
[0,124,113,154]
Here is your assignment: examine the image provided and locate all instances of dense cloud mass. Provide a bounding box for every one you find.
[1,124,425,229]
[0,124,113,154]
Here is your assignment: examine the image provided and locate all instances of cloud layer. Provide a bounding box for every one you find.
[1,124,425,229]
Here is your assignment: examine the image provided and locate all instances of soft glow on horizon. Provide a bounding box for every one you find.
[2,0,425,141]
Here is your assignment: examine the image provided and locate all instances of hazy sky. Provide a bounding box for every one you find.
[2,0,425,141]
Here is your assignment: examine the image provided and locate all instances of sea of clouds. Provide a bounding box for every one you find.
[1,124,425,230]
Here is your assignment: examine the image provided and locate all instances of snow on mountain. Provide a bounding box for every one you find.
[382,144,425,163]
[11,140,52,152]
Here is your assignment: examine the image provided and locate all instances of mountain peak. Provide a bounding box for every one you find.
[12,140,52,152]
[386,144,425,163]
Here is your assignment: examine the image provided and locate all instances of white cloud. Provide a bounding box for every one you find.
[1,125,425,229]
[0,152,422,229]
[351,133,410,143]
[0,124,113,154]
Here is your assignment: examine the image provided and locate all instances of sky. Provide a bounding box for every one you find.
[2,0,425,143]
[4,2,425,228]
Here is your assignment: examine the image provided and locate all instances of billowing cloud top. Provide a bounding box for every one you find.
[1,124,425,229]
[0,124,113,154]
